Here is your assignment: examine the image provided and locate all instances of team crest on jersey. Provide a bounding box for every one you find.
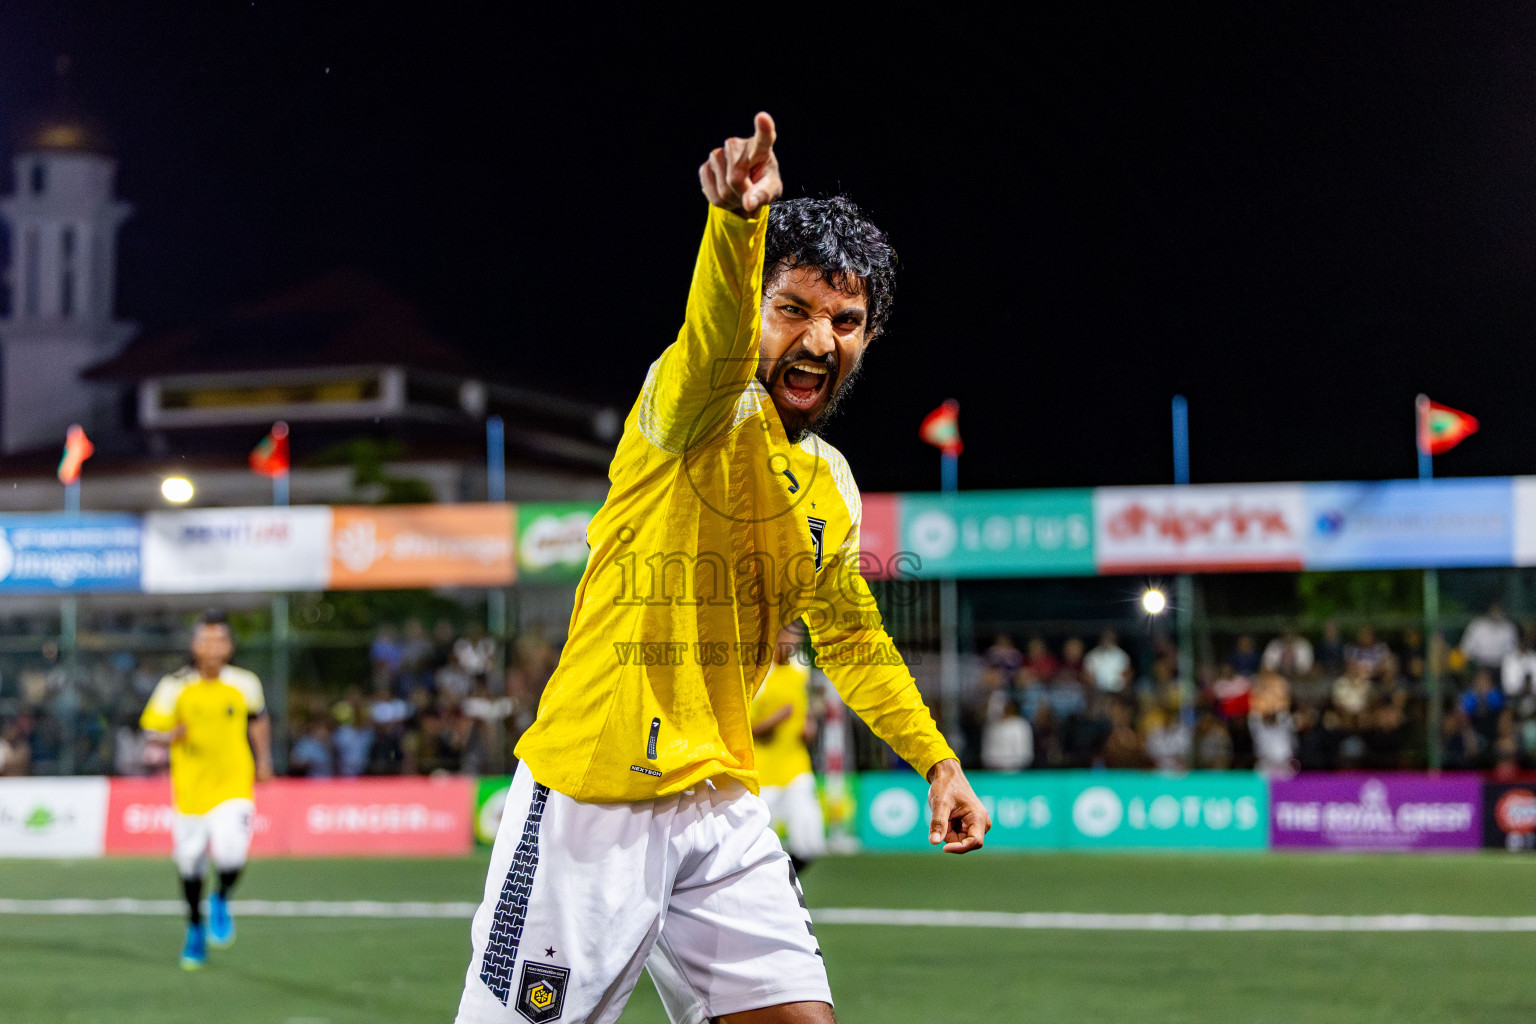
[515,961,569,1022]
[807,516,826,571]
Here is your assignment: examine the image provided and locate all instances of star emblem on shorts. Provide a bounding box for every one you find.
[544,946,556,958]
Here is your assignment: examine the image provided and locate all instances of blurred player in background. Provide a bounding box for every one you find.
[751,624,826,871]
[140,610,273,970]
[458,112,988,1024]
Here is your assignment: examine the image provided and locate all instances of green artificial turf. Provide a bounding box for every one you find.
[1,852,1533,1023]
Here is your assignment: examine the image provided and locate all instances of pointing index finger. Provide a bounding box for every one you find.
[748,111,777,161]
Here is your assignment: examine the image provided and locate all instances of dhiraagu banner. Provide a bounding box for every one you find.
[1061,772,1267,850]
[857,771,1064,850]
[898,490,1094,579]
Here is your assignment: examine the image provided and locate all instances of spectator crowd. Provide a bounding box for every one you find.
[966,604,1536,778]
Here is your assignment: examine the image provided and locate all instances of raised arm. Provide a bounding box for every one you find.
[637,114,785,453]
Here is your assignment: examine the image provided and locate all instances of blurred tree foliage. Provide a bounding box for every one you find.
[308,437,435,504]
[1295,570,1424,622]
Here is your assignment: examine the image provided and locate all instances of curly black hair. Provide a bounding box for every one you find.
[765,196,897,340]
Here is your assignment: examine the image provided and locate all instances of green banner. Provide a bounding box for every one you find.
[474,775,513,846]
[1059,771,1267,850]
[857,772,1064,850]
[515,502,600,583]
[856,771,1268,851]
[898,490,1094,578]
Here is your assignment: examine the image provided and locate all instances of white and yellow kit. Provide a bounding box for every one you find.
[459,204,954,1023]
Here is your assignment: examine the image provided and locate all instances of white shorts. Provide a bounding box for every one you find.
[760,774,827,863]
[457,763,830,1024]
[172,798,255,878]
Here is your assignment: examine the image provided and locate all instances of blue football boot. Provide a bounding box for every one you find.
[180,922,207,970]
[207,893,235,949]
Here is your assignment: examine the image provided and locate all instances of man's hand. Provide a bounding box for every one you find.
[926,758,990,854]
[699,112,782,216]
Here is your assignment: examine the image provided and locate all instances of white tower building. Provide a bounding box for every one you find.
[0,119,135,454]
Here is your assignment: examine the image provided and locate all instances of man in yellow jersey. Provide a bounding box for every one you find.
[140,610,273,970]
[751,625,826,871]
[459,113,988,1024]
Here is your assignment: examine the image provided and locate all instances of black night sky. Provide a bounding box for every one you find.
[4,3,1536,493]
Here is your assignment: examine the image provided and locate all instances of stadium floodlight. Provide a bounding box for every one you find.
[161,477,194,503]
[1141,588,1167,615]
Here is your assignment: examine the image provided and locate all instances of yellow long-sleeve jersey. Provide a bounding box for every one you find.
[514,203,956,802]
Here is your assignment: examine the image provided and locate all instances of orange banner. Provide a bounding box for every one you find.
[329,503,514,589]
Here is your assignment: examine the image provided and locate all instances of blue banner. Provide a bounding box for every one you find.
[1304,478,1513,570]
[0,514,142,593]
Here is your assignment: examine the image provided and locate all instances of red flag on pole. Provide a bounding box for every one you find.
[57,424,94,485]
[249,421,290,477]
[1417,396,1479,456]
[920,399,963,456]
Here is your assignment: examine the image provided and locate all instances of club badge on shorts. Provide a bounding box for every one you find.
[516,962,570,1023]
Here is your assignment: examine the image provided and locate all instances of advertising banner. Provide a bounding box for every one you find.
[1061,772,1267,850]
[1482,782,1536,852]
[857,771,1063,850]
[857,492,900,580]
[0,778,110,857]
[331,504,514,589]
[898,490,1094,579]
[1095,484,1307,574]
[103,776,279,856]
[142,507,332,593]
[1270,774,1482,851]
[514,502,597,583]
[258,777,473,856]
[104,777,473,856]
[0,513,141,593]
[475,776,513,846]
[1304,479,1513,570]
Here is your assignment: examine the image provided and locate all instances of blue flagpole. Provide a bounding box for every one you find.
[1172,395,1195,737]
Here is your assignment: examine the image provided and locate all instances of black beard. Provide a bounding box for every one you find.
[757,349,865,443]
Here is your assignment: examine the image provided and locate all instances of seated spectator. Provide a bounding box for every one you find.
[1142,707,1191,772]
[1461,603,1519,673]
[1461,670,1506,749]
[398,618,436,696]
[1331,662,1373,723]
[1441,706,1483,770]
[1209,664,1252,720]
[1316,620,1346,678]
[1262,626,1314,678]
[289,720,334,778]
[1059,636,1087,684]
[981,699,1034,772]
[332,701,373,778]
[1344,626,1392,679]
[1030,703,1064,768]
[1084,629,1132,694]
[454,622,498,686]
[1501,631,1536,700]
[369,625,403,688]
[1249,672,1296,778]
[1025,636,1060,683]
[1228,635,1261,677]
[1100,701,1150,769]
[984,634,1025,691]
[1196,712,1233,769]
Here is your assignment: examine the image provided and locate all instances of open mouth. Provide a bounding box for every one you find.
[776,360,832,412]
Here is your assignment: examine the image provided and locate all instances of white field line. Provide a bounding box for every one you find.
[4,899,1536,932]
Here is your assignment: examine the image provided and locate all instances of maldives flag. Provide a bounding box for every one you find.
[249,421,290,477]
[57,424,94,485]
[1417,395,1479,456]
[920,399,963,456]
